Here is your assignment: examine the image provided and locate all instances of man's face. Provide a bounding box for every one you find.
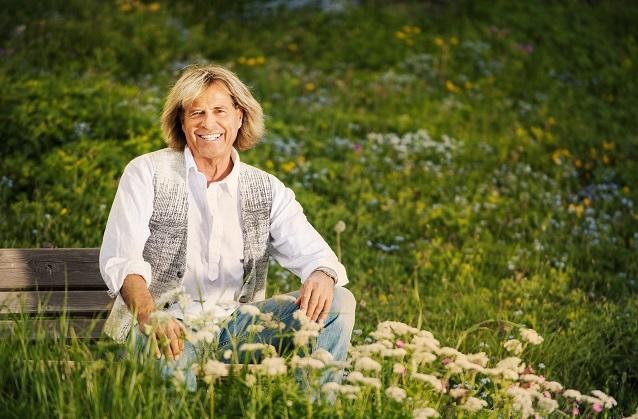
[181,82,243,162]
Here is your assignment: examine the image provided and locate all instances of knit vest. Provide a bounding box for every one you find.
[103,148,272,343]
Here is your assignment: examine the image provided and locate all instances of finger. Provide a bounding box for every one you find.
[168,328,181,359]
[311,298,325,322]
[306,291,320,319]
[299,285,313,312]
[157,331,174,361]
[171,321,186,353]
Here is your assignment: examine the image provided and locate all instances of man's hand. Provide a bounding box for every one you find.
[295,270,335,323]
[120,274,184,360]
[137,312,185,361]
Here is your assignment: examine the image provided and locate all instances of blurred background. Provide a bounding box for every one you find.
[1,0,637,412]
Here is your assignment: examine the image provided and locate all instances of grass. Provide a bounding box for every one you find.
[1,0,637,416]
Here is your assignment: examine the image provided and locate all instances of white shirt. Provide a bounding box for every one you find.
[99,146,348,321]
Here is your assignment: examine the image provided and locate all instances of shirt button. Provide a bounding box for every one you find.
[238,296,249,303]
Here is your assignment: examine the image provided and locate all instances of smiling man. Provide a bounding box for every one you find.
[99,64,355,381]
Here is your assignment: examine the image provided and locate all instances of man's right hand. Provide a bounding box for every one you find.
[137,312,185,361]
[120,273,185,360]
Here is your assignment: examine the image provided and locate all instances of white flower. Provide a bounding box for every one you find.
[503,339,523,355]
[455,355,486,373]
[519,328,544,345]
[354,356,382,372]
[346,371,382,389]
[537,396,559,414]
[385,386,407,402]
[381,348,407,358]
[411,372,445,392]
[448,388,469,399]
[496,357,525,373]
[393,363,406,375]
[460,396,487,412]
[239,343,276,355]
[293,329,319,347]
[562,389,582,400]
[186,328,218,344]
[322,383,360,397]
[312,348,334,364]
[369,329,395,341]
[259,357,287,376]
[239,304,261,316]
[291,355,325,370]
[465,352,489,367]
[334,220,346,233]
[437,347,462,357]
[172,369,186,384]
[412,407,440,418]
[520,374,544,383]
[591,390,617,408]
[247,324,265,333]
[244,373,257,387]
[412,351,437,366]
[376,321,420,336]
[353,343,387,356]
[272,294,297,303]
[148,310,174,326]
[541,381,563,392]
[223,349,233,360]
[203,360,229,379]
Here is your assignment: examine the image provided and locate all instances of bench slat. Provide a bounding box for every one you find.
[0,319,106,339]
[0,248,106,291]
[0,290,113,314]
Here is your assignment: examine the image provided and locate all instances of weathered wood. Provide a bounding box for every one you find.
[0,248,105,291]
[0,290,113,314]
[0,318,106,339]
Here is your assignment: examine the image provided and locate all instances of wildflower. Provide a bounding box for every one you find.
[385,386,407,402]
[187,330,216,344]
[203,360,229,380]
[334,220,346,233]
[272,294,297,303]
[591,390,617,408]
[449,36,459,45]
[461,397,487,412]
[239,343,276,354]
[413,407,440,418]
[148,2,160,12]
[434,37,445,47]
[411,373,445,392]
[393,363,406,375]
[239,304,261,316]
[520,328,544,345]
[537,396,559,414]
[291,355,324,370]
[437,347,462,357]
[322,382,360,398]
[293,329,319,347]
[382,348,407,358]
[223,349,232,360]
[542,381,563,392]
[259,357,287,376]
[496,357,525,372]
[304,82,316,92]
[312,348,334,364]
[395,339,405,348]
[449,388,468,399]
[244,373,256,387]
[445,80,459,93]
[503,339,523,355]
[354,356,382,372]
[247,324,264,333]
[562,389,582,400]
[347,371,382,389]
[592,403,604,413]
[465,352,489,367]
[172,369,185,385]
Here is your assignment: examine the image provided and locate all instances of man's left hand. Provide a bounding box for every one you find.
[295,270,335,323]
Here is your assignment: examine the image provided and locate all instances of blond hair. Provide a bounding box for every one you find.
[161,64,264,151]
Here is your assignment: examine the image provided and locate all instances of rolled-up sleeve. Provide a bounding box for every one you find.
[99,156,155,297]
[268,175,348,286]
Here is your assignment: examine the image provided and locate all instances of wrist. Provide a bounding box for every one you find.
[314,267,337,285]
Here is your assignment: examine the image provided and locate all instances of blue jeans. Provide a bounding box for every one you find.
[131,287,356,391]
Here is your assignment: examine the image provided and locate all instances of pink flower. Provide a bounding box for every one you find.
[572,406,580,416]
[353,143,362,153]
[442,358,451,365]
[592,403,603,413]
[543,391,551,398]
[395,339,405,348]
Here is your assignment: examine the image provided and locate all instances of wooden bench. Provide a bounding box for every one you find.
[0,248,113,339]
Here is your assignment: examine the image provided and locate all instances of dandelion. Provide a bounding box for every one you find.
[354,356,382,372]
[259,357,287,376]
[460,397,487,412]
[413,407,440,418]
[385,386,407,402]
[239,304,261,316]
[503,339,523,355]
[334,220,346,233]
[520,328,544,345]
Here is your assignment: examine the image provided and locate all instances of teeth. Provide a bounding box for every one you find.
[200,133,222,141]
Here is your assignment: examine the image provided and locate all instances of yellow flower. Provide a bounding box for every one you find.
[602,141,615,150]
[568,204,584,218]
[547,116,556,126]
[304,82,316,92]
[551,148,570,165]
[450,36,459,45]
[445,80,459,93]
[602,154,610,165]
[287,43,299,52]
[395,31,406,40]
[281,161,296,173]
[574,159,582,168]
[622,186,630,194]
[582,198,591,207]
[464,81,473,89]
[266,160,274,170]
[119,2,132,12]
[238,56,246,64]
[515,127,526,138]
[256,56,266,65]
[148,2,160,12]
[434,37,445,47]
[60,208,68,216]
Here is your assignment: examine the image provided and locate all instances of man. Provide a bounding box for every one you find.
[99,64,355,377]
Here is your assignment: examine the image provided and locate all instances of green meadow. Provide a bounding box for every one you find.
[1,0,637,417]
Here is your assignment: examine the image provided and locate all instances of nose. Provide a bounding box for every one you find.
[201,111,219,130]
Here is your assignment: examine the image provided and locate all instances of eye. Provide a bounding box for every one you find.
[190,110,203,117]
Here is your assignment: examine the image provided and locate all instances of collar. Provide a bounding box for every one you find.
[184,146,241,194]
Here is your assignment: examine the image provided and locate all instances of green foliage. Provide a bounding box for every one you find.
[1,0,638,416]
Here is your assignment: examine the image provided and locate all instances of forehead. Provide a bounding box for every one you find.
[185,81,234,108]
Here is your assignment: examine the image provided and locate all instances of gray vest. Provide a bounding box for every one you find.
[103,148,272,343]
